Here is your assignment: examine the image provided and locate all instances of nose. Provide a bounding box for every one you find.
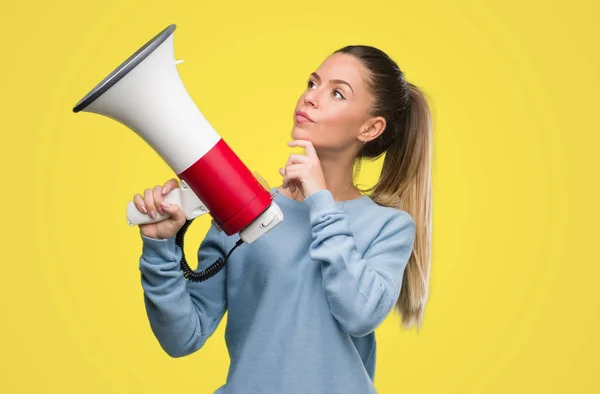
[303,88,318,108]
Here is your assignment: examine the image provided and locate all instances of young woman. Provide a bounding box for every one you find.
[134,45,433,394]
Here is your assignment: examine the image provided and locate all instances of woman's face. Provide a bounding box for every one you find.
[291,53,375,152]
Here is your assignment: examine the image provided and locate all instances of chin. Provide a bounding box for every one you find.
[291,127,310,141]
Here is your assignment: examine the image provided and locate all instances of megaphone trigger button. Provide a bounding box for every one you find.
[260,215,275,228]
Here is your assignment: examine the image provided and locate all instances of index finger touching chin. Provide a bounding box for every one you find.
[295,139,318,158]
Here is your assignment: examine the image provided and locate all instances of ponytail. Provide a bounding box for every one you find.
[336,45,434,332]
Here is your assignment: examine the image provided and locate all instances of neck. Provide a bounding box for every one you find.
[320,151,359,201]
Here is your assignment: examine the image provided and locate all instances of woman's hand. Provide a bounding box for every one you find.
[133,178,187,240]
[278,140,327,199]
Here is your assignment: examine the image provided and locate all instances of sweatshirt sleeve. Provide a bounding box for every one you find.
[304,189,416,337]
[138,224,228,357]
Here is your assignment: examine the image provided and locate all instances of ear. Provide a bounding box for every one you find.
[359,116,386,143]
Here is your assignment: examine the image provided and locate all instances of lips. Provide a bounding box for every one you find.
[295,111,314,122]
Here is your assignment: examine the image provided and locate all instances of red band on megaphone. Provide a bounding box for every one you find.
[179,138,273,235]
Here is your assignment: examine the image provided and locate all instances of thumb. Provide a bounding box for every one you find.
[161,202,185,221]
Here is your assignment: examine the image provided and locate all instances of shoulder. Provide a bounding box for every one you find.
[357,202,416,262]
[361,196,415,228]
[344,197,415,248]
[360,199,416,245]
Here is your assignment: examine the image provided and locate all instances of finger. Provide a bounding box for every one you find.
[288,140,317,159]
[160,201,185,223]
[133,193,148,214]
[162,178,179,195]
[153,185,164,215]
[284,164,304,173]
[144,189,156,219]
[290,166,307,194]
[279,166,297,189]
[280,168,290,189]
[284,154,308,185]
[304,141,317,159]
[281,165,302,190]
[283,170,299,193]
[286,153,309,166]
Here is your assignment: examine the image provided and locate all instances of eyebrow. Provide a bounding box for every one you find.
[310,72,354,94]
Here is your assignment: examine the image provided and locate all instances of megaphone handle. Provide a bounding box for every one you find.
[126,188,181,226]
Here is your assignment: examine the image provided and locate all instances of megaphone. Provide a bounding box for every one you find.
[73,24,283,244]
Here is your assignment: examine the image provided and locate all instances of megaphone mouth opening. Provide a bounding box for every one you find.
[72,24,177,113]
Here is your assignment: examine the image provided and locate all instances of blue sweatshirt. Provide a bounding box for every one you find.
[139,186,416,394]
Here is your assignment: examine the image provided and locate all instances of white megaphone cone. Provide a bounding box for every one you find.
[73,24,283,244]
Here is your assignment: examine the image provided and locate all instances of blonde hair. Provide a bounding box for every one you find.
[335,46,434,332]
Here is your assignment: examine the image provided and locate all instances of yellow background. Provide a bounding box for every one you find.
[1,0,598,392]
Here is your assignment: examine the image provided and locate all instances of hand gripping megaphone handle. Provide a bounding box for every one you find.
[126,182,210,226]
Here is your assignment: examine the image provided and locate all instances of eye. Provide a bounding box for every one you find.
[333,90,345,99]
[306,80,345,99]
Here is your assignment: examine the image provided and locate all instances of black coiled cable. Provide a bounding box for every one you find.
[175,218,244,282]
